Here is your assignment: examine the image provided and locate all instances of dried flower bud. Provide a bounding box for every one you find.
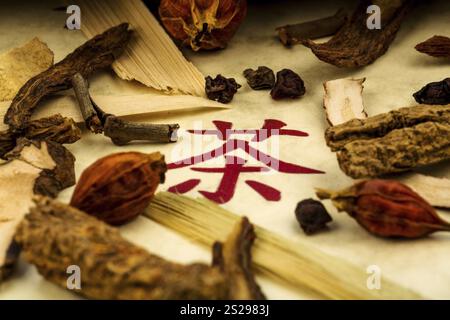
[316,179,450,238]
[295,199,332,235]
[70,152,167,226]
[205,74,241,103]
[159,0,248,51]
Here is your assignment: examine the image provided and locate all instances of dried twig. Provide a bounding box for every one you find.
[71,73,102,133]
[277,9,347,47]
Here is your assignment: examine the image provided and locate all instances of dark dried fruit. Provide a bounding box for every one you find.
[415,35,450,58]
[205,74,241,104]
[270,69,306,100]
[295,199,332,235]
[243,66,275,90]
[317,179,450,239]
[413,78,450,105]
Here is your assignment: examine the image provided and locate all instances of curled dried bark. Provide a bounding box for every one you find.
[4,23,131,132]
[415,35,450,58]
[0,114,81,159]
[15,197,265,300]
[277,9,347,47]
[301,0,413,67]
[0,139,75,282]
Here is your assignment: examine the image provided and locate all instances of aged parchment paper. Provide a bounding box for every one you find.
[0,0,449,299]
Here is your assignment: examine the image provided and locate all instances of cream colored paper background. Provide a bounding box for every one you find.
[0,0,449,299]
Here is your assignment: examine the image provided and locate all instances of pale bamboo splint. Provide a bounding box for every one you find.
[145,192,421,300]
[76,0,206,96]
[0,94,228,131]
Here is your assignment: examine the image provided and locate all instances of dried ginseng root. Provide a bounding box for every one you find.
[316,180,450,239]
[4,23,131,132]
[415,35,450,58]
[301,0,412,67]
[70,152,167,226]
[413,78,450,105]
[15,197,265,300]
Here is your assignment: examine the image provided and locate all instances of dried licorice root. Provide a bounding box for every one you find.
[205,75,241,104]
[413,78,450,105]
[270,69,305,100]
[243,66,275,90]
[15,197,265,300]
[325,105,450,151]
[4,23,131,132]
[295,199,332,235]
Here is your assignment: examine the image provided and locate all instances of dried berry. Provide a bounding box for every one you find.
[295,199,332,235]
[243,66,275,90]
[205,74,241,104]
[316,179,450,239]
[70,152,167,226]
[413,78,450,105]
[270,69,305,100]
[159,0,248,51]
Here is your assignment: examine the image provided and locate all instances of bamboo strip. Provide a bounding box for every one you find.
[145,192,421,299]
[76,0,206,96]
[0,94,228,131]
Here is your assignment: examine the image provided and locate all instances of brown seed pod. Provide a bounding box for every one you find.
[316,179,450,239]
[70,152,167,226]
[159,0,247,51]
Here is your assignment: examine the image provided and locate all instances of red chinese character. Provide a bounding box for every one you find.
[167,119,324,204]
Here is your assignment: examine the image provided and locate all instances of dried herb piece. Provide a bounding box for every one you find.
[71,152,166,226]
[243,66,275,90]
[276,8,347,47]
[15,197,265,300]
[295,199,332,235]
[316,179,450,238]
[415,35,450,58]
[0,139,75,282]
[325,105,450,151]
[413,78,450,105]
[205,74,241,104]
[270,69,305,100]
[323,78,367,125]
[159,0,248,51]
[301,0,412,67]
[71,73,179,145]
[0,114,81,159]
[4,23,131,132]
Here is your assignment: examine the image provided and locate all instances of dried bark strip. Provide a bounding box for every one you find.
[0,114,81,159]
[15,197,265,300]
[4,23,131,132]
[277,9,347,47]
[337,121,450,178]
[415,35,450,58]
[0,139,75,282]
[325,105,450,151]
[301,0,413,67]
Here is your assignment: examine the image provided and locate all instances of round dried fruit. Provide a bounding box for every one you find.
[295,198,332,235]
[70,152,167,226]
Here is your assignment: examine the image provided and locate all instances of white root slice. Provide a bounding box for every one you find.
[145,192,421,299]
[323,78,367,126]
[0,38,54,101]
[398,173,450,209]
